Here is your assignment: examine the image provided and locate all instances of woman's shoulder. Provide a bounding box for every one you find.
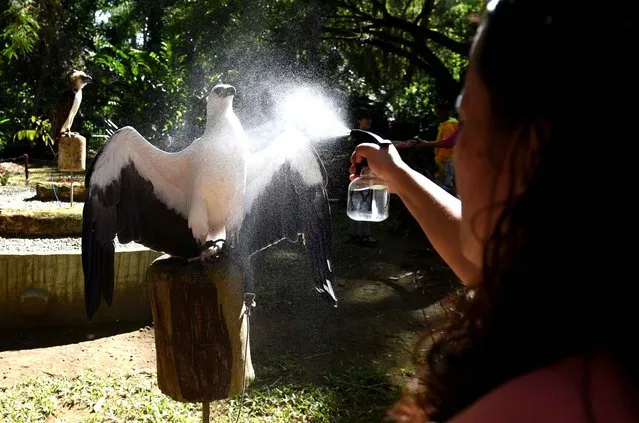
[448,353,638,423]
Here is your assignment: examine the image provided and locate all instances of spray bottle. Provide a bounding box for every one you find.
[346,129,391,222]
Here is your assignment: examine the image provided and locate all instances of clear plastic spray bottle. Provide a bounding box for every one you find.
[346,129,391,222]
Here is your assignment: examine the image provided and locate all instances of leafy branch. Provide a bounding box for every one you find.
[323,0,475,100]
[13,116,54,147]
[1,0,41,61]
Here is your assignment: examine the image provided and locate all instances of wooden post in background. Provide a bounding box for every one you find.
[23,154,29,185]
[57,134,86,172]
[147,254,255,404]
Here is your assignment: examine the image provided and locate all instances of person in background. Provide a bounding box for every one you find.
[394,104,459,194]
[349,0,637,421]
[430,103,458,194]
[356,110,373,133]
[348,110,377,246]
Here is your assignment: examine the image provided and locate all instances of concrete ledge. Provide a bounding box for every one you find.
[0,207,82,236]
[35,182,86,202]
[0,248,163,328]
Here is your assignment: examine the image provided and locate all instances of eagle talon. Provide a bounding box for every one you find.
[199,248,218,263]
[199,239,218,252]
[197,239,227,263]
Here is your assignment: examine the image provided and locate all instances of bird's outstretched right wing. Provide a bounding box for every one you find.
[237,125,337,306]
[82,126,199,320]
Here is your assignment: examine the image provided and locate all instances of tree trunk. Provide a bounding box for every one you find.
[147,254,255,403]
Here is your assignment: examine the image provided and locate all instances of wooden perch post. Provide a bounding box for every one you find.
[57,133,86,172]
[57,134,86,207]
[147,254,255,410]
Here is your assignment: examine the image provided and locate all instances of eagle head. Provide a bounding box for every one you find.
[69,70,92,90]
[206,84,236,115]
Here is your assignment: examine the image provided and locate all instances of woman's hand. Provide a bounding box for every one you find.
[349,143,408,193]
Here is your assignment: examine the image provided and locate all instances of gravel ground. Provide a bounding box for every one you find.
[0,186,37,208]
[0,236,148,254]
[0,186,148,254]
[0,185,83,210]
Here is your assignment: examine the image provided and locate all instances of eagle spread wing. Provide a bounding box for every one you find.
[82,126,196,320]
[82,84,339,319]
[239,125,337,306]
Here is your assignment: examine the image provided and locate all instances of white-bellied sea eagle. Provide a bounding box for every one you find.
[81,84,337,320]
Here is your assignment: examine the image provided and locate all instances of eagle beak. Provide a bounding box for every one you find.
[212,85,236,98]
[83,75,93,83]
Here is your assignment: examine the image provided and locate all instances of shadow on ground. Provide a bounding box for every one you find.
[0,321,151,351]
[247,202,458,387]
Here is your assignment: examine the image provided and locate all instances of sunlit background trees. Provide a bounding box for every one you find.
[0,0,483,156]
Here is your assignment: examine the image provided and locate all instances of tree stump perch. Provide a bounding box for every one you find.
[147,254,255,404]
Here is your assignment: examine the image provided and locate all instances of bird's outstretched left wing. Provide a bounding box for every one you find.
[238,126,337,306]
[82,126,199,320]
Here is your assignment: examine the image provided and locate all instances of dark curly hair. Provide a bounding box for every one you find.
[389,0,636,421]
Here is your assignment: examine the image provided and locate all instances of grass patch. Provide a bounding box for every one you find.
[3,164,85,186]
[0,366,400,422]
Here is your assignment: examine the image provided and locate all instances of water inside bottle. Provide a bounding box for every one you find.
[347,184,390,222]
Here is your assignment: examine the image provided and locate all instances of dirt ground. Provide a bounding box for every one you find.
[0,201,459,389]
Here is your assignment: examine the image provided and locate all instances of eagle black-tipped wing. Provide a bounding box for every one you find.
[82,126,199,320]
[239,126,337,306]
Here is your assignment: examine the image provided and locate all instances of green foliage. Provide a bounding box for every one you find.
[0,0,41,61]
[84,37,190,145]
[324,0,481,117]
[388,81,439,128]
[13,115,54,147]
[0,0,480,155]
[0,117,9,150]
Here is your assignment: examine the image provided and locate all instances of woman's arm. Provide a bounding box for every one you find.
[395,128,459,150]
[350,143,479,285]
[392,166,478,285]
[411,139,444,148]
